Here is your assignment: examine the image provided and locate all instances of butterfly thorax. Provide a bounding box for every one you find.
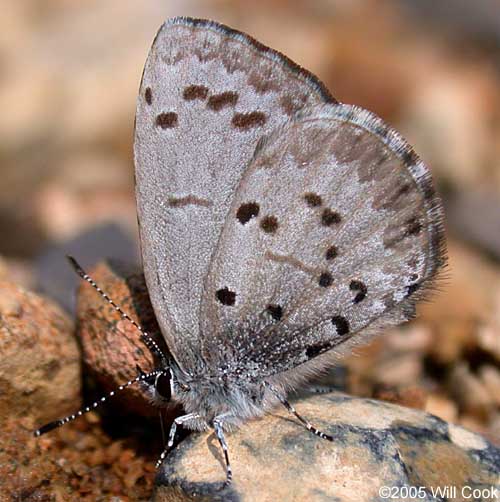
[170,364,269,428]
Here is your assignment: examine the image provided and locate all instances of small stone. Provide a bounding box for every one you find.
[0,281,88,500]
[488,413,500,445]
[429,319,475,366]
[0,256,35,290]
[76,260,176,418]
[385,323,432,353]
[372,352,423,387]
[477,324,500,363]
[459,416,488,437]
[373,384,427,410]
[479,365,500,407]
[425,393,458,423]
[0,280,81,427]
[448,364,493,421]
[85,411,101,424]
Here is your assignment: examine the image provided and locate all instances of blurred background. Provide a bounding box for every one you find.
[1,0,499,462]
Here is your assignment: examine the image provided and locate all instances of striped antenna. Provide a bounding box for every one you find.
[34,369,163,436]
[66,255,167,364]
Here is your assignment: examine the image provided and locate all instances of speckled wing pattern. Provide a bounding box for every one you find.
[134,18,335,372]
[201,103,445,381]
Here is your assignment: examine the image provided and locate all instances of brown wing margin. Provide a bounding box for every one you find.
[164,16,337,105]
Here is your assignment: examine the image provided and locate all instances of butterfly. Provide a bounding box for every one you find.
[35,17,446,488]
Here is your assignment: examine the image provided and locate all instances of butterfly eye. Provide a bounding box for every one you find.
[155,370,172,400]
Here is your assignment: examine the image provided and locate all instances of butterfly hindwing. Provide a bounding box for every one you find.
[200,103,445,379]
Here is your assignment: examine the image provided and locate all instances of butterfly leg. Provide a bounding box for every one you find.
[156,413,201,468]
[265,383,333,441]
[213,414,233,487]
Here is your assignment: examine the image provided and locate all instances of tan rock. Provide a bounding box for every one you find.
[448,364,493,421]
[0,280,81,427]
[384,323,433,353]
[154,393,500,501]
[425,393,458,423]
[419,240,500,324]
[488,413,500,445]
[373,385,427,410]
[76,260,175,417]
[372,352,424,387]
[429,319,475,366]
[478,324,500,363]
[479,365,500,407]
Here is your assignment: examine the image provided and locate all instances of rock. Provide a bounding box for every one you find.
[489,414,500,445]
[478,323,500,363]
[425,393,458,423]
[0,275,160,500]
[0,256,35,291]
[0,410,157,501]
[428,319,476,366]
[371,352,424,387]
[479,366,500,407]
[153,393,500,502]
[448,364,493,421]
[76,260,174,417]
[420,241,500,324]
[373,384,427,411]
[0,279,81,427]
[477,287,500,363]
[384,323,433,353]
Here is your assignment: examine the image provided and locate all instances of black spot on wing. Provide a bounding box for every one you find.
[331,316,349,336]
[260,216,278,234]
[156,112,178,129]
[183,85,209,100]
[318,272,333,288]
[321,208,341,226]
[232,111,267,130]
[216,288,236,306]
[303,193,322,207]
[207,91,238,111]
[145,87,152,105]
[237,202,260,224]
[325,245,338,261]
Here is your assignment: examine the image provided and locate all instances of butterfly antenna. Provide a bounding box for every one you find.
[66,255,168,365]
[34,369,163,436]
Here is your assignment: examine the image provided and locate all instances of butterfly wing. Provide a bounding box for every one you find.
[200,103,446,380]
[134,18,335,371]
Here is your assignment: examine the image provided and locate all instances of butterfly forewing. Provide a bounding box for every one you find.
[201,103,445,379]
[134,18,335,371]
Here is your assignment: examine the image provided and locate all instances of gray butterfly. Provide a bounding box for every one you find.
[35,17,446,488]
